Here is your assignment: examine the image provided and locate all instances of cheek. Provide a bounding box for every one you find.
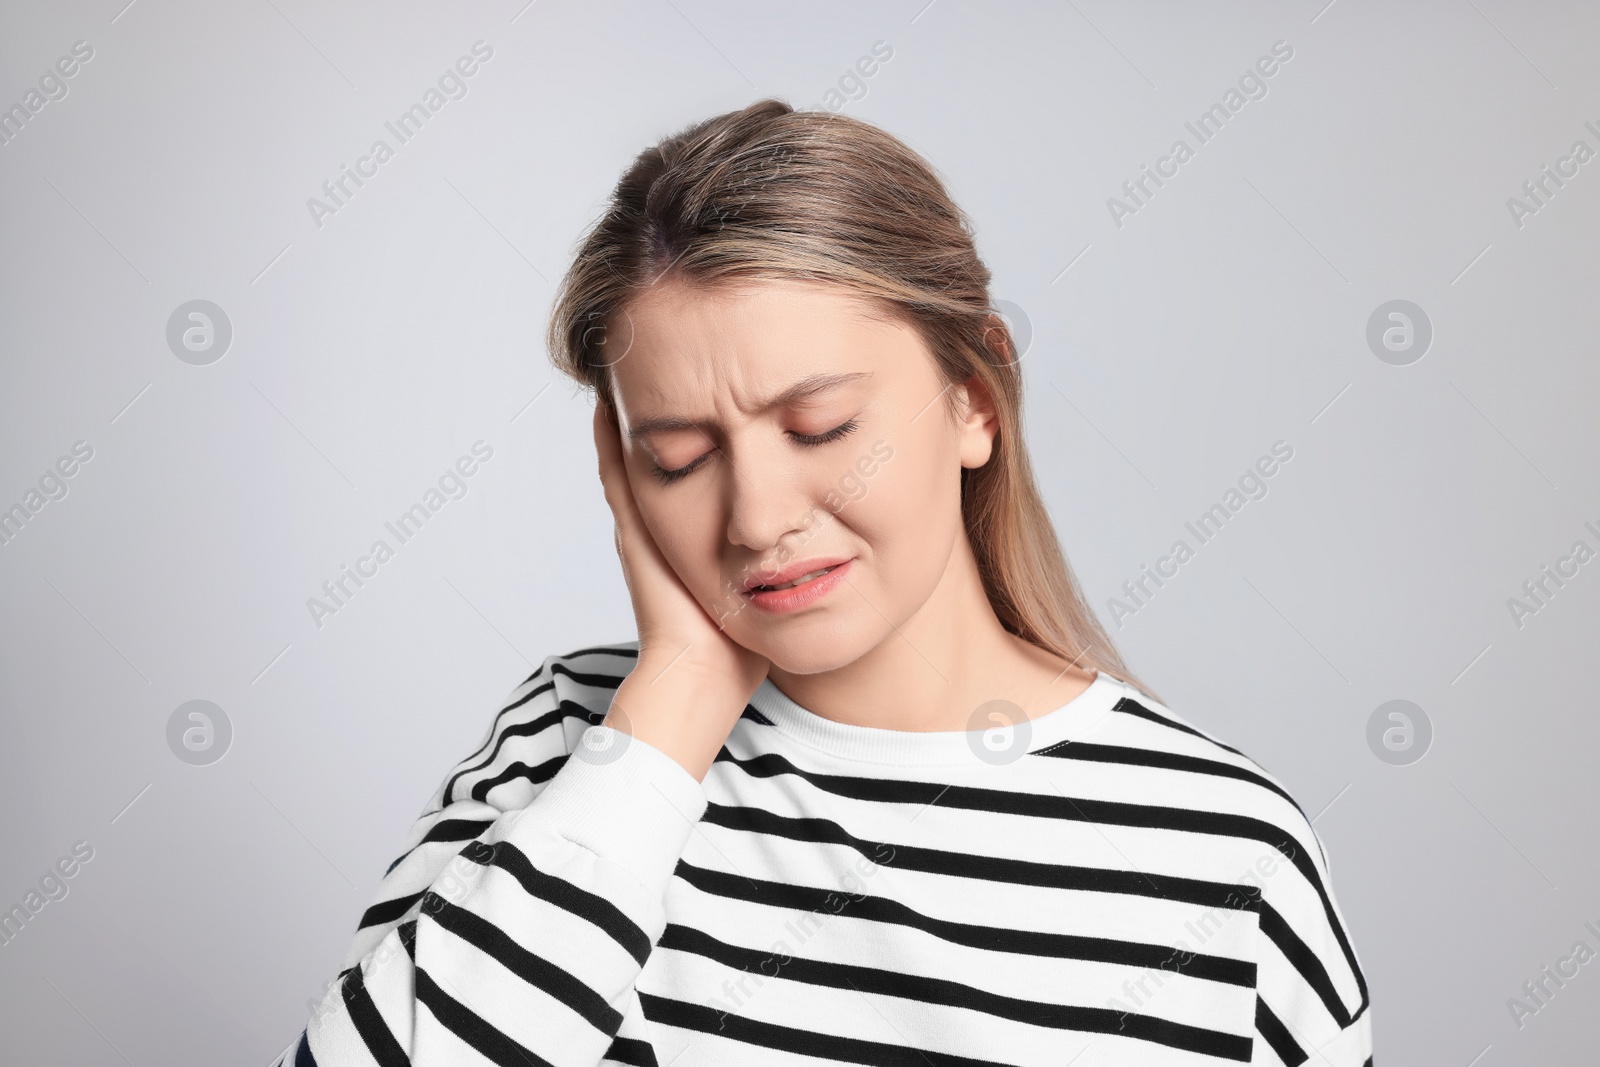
[843,432,963,584]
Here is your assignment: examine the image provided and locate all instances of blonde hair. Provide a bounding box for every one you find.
[546,98,1147,694]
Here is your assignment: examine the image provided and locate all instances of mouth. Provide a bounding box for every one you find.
[751,565,839,591]
[743,557,853,593]
[740,557,855,612]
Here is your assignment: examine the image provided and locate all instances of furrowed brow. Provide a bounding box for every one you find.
[626,371,872,440]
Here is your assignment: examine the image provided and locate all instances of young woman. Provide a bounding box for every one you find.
[277,99,1371,1066]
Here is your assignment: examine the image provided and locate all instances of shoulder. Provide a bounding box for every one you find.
[536,639,642,708]
[373,641,641,887]
[1086,679,1331,876]
[421,639,641,815]
[1090,680,1371,1029]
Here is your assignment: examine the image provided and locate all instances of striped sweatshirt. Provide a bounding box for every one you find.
[275,642,1372,1066]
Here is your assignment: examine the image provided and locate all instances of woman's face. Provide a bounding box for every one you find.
[607,277,998,676]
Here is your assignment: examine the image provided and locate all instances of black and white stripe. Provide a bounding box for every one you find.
[275,641,1372,1066]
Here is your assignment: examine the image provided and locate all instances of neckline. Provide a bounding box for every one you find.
[745,670,1127,766]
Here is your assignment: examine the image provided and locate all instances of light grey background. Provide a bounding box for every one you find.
[2,1,1596,1063]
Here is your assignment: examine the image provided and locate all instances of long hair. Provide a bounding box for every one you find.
[546,98,1148,695]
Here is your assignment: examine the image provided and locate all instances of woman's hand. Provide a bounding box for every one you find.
[591,400,770,780]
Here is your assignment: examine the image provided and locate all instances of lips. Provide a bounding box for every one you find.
[743,557,853,593]
[742,558,855,613]
[757,566,836,591]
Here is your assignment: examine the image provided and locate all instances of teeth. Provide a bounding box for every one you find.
[759,566,833,591]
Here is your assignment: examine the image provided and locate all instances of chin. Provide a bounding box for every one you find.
[739,618,880,676]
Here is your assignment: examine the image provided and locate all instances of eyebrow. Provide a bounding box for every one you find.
[626,371,873,440]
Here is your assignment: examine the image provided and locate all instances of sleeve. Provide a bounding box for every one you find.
[269,656,709,1067]
[1249,807,1373,1066]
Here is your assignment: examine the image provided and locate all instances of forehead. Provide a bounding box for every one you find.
[607,277,918,410]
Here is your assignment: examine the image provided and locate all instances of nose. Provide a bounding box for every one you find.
[722,438,825,556]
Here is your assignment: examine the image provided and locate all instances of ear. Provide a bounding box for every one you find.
[953,374,1000,470]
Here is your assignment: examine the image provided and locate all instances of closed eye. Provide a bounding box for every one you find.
[791,418,859,447]
[649,418,860,486]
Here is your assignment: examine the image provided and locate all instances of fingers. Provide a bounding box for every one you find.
[592,399,644,538]
[592,400,618,474]
[592,400,625,505]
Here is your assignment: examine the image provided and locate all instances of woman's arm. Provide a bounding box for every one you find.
[271,657,710,1066]
[1250,807,1373,1065]
[271,401,772,1065]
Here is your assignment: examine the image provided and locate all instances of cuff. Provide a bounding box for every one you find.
[518,725,707,900]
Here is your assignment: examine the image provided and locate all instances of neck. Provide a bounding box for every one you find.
[765,534,1095,732]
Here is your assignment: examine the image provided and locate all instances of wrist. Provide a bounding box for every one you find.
[519,726,707,903]
[607,662,749,782]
